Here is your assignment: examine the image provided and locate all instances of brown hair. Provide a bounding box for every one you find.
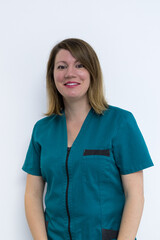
[45,38,108,116]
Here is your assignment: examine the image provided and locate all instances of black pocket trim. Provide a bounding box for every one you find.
[102,229,118,240]
[83,149,110,157]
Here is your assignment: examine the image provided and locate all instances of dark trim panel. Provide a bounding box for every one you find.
[65,147,72,240]
[83,149,110,156]
[45,221,48,230]
[102,228,119,240]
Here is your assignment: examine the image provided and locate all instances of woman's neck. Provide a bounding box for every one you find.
[64,99,91,122]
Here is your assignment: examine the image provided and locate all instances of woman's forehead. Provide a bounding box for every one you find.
[55,49,78,63]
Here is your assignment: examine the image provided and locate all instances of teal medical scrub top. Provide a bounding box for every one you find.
[22,105,153,240]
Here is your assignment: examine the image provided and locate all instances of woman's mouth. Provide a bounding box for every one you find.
[64,82,80,87]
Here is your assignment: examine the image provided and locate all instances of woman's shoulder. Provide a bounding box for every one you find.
[102,104,135,124]
[33,114,58,131]
[105,104,133,116]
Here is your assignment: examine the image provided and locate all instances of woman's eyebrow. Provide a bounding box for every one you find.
[55,61,67,65]
[55,60,79,65]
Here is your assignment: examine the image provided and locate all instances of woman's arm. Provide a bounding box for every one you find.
[117,170,144,240]
[24,174,48,240]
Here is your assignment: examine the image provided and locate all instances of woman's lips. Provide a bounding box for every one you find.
[64,82,80,88]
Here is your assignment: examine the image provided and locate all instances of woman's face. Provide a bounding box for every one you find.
[53,49,90,103]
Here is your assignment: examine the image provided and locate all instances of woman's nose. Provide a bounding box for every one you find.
[64,65,76,78]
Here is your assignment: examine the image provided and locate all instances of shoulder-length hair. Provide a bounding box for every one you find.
[44,38,108,116]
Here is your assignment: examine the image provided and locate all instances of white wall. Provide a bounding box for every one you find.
[0,0,159,239]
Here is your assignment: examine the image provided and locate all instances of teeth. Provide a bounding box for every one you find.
[66,83,79,86]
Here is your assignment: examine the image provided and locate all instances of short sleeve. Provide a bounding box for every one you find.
[112,111,154,175]
[22,123,42,176]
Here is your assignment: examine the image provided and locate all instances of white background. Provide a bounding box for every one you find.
[0,0,159,239]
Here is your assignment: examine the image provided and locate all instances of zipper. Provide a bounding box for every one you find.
[65,148,72,240]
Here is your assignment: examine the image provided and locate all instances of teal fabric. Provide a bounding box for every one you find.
[22,105,153,240]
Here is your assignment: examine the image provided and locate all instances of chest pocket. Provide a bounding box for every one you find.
[82,148,112,184]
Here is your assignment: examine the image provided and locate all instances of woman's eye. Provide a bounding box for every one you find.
[76,63,84,68]
[57,65,67,69]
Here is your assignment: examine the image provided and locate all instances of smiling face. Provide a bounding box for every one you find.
[53,49,90,104]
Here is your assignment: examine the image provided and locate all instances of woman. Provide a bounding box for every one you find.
[22,38,153,240]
